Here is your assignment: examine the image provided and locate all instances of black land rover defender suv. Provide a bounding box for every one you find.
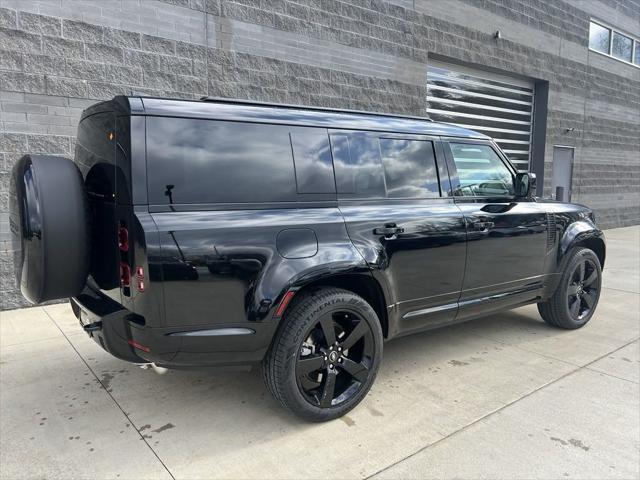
[10,96,605,421]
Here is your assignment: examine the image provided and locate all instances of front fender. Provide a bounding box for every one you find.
[558,219,605,268]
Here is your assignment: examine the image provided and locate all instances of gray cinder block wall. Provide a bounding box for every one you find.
[1,0,639,309]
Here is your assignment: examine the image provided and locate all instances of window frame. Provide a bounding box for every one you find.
[441,138,521,201]
[329,130,449,201]
[588,19,640,68]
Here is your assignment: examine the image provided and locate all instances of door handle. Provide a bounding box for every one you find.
[473,221,494,230]
[373,224,404,236]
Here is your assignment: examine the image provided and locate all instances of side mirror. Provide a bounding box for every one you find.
[515,172,536,198]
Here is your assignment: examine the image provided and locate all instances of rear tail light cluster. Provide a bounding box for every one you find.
[119,222,131,292]
[120,262,131,288]
[135,266,145,292]
[118,225,129,252]
[118,222,145,294]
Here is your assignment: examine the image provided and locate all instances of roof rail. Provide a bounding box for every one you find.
[199,96,432,122]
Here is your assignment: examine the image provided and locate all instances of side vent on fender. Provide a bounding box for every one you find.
[546,213,557,250]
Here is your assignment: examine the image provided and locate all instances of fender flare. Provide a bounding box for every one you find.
[265,261,389,333]
[558,220,606,270]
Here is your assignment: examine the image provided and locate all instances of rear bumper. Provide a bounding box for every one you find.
[70,286,276,368]
[70,290,148,364]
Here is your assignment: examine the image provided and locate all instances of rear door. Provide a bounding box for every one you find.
[330,132,467,337]
[442,139,547,319]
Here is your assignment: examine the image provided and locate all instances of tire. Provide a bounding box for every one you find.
[537,247,602,329]
[263,287,383,422]
[9,155,90,303]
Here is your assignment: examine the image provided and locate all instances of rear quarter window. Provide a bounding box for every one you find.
[147,118,298,205]
[146,118,336,205]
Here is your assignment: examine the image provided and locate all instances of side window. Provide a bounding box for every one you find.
[146,118,297,204]
[330,134,385,197]
[290,130,335,194]
[449,143,514,197]
[379,139,440,198]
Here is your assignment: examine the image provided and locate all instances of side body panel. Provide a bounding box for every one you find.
[149,207,365,366]
[70,98,606,369]
[454,199,548,320]
[331,133,467,337]
[443,138,550,321]
[339,199,467,336]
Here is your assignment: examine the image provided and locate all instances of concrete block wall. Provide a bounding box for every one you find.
[1,0,638,309]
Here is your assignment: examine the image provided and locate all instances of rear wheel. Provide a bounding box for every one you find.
[538,248,602,329]
[263,287,383,422]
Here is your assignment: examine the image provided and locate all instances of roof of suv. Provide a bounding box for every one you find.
[93,96,491,139]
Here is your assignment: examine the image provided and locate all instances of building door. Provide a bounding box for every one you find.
[427,61,535,172]
[552,146,574,201]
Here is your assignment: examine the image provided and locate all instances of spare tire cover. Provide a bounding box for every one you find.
[9,155,90,303]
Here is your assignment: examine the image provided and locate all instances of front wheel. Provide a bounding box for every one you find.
[538,248,602,329]
[263,287,383,422]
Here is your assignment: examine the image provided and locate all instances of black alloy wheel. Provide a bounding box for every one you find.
[538,247,602,329]
[296,309,374,408]
[263,287,383,421]
[566,257,600,322]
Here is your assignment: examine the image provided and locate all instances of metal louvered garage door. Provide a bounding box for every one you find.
[426,61,534,171]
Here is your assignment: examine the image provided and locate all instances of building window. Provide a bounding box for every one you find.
[589,20,639,67]
[589,22,610,54]
[612,31,633,62]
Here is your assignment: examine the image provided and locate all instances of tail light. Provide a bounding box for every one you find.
[120,262,131,288]
[135,266,145,292]
[118,225,129,252]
